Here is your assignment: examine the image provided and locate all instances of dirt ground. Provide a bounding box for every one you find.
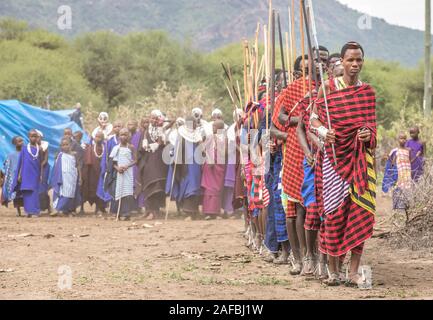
[1,193,433,300]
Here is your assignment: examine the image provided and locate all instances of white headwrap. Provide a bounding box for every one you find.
[35,129,43,138]
[211,108,223,117]
[192,107,203,119]
[34,129,49,151]
[93,112,112,140]
[98,112,109,123]
[151,109,163,118]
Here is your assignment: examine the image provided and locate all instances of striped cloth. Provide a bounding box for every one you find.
[273,148,289,242]
[323,152,350,215]
[396,148,412,189]
[60,153,78,198]
[110,145,135,201]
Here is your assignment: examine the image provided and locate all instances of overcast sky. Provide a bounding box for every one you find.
[336,0,427,31]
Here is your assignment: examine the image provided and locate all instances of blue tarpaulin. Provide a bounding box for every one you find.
[0,100,88,171]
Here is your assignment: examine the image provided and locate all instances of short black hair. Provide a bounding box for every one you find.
[61,136,71,143]
[313,45,329,53]
[341,41,364,59]
[12,136,21,145]
[294,54,309,72]
[329,53,341,60]
[327,53,341,66]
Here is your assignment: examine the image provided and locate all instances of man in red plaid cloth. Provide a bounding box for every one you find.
[269,57,306,266]
[275,54,311,275]
[310,42,377,287]
[296,48,330,279]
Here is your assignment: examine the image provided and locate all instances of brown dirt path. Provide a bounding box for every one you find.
[1,194,432,300]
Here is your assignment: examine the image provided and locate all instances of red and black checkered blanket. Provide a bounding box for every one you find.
[316,84,377,195]
[279,78,309,200]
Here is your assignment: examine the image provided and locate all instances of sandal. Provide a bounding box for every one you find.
[263,251,278,263]
[273,255,289,265]
[301,256,315,277]
[345,273,370,289]
[315,262,329,280]
[323,272,341,286]
[289,260,303,275]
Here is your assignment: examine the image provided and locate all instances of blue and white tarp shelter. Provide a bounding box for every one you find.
[0,100,88,171]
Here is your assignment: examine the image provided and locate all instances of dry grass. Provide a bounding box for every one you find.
[388,161,433,250]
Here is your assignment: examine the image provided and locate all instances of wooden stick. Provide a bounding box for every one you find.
[277,12,287,88]
[268,0,273,76]
[285,32,292,83]
[291,0,296,64]
[116,178,123,222]
[237,80,243,109]
[243,40,250,104]
[301,0,316,99]
[306,0,337,165]
[264,24,269,121]
[257,54,265,89]
[221,62,241,104]
[225,81,236,107]
[165,141,180,221]
[300,0,306,94]
[270,10,276,118]
[254,22,260,101]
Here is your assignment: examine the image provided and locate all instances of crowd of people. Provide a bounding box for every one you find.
[0,40,426,289]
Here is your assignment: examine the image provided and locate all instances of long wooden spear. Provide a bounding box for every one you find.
[270,10,276,120]
[277,12,287,88]
[254,22,260,101]
[305,0,337,165]
[285,31,292,84]
[221,62,241,104]
[301,0,318,92]
[264,24,269,124]
[300,0,306,95]
[291,0,296,65]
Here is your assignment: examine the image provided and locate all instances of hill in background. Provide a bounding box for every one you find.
[0,0,428,66]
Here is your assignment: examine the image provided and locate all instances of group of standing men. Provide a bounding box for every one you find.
[237,41,379,288]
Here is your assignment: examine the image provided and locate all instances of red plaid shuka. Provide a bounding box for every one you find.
[272,94,286,132]
[280,78,309,202]
[316,84,377,194]
[244,161,270,211]
[315,83,377,256]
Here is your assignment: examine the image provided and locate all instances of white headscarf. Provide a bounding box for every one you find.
[212,108,223,118]
[192,107,203,119]
[151,109,163,119]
